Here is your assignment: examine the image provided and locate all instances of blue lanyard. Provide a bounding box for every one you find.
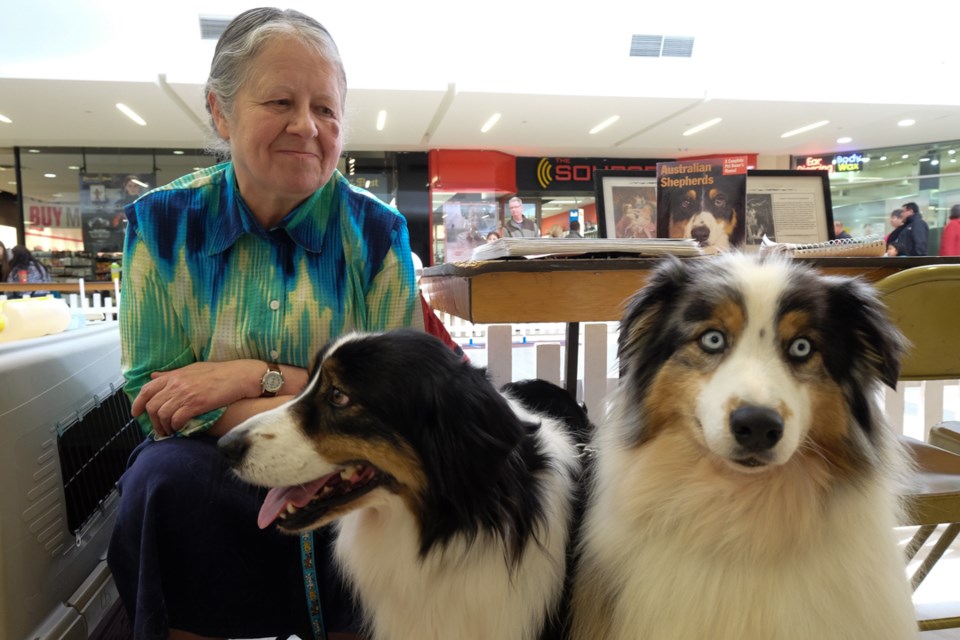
[300,532,328,640]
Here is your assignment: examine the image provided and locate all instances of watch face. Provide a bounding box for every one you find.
[263,370,284,393]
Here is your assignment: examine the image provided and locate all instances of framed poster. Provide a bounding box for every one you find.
[744,170,834,246]
[593,169,657,239]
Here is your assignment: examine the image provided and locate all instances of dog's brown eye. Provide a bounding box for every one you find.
[698,330,726,354]
[787,337,813,361]
[330,387,350,407]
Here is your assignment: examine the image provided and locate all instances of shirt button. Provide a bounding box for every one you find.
[269,300,280,310]
[270,349,279,360]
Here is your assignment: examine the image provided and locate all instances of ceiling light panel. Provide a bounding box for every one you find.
[116,103,146,126]
[780,120,829,138]
[683,117,721,136]
[480,113,501,133]
[589,115,620,134]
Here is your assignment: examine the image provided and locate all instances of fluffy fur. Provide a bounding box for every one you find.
[219,330,585,640]
[571,253,918,640]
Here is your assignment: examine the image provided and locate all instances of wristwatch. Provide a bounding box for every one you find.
[260,362,284,397]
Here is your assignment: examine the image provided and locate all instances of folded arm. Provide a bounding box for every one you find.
[131,359,309,438]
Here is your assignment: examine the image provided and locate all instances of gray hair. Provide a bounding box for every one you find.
[204,7,347,157]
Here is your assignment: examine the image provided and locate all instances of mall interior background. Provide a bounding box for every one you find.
[2,140,958,278]
[1,2,959,276]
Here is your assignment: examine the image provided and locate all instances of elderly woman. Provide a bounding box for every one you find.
[107,8,422,640]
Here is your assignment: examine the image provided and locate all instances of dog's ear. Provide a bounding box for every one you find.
[410,350,535,554]
[823,277,906,390]
[618,256,691,381]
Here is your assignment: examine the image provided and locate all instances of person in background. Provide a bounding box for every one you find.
[567,219,583,238]
[107,9,424,640]
[5,245,51,298]
[884,208,903,253]
[547,223,565,238]
[485,230,501,243]
[887,201,929,256]
[113,175,146,227]
[939,204,960,256]
[502,196,539,237]
[118,175,145,207]
[833,220,852,239]
[0,240,9,282]
[6,245,50,284]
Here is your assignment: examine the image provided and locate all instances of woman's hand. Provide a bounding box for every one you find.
[132,360,262,437]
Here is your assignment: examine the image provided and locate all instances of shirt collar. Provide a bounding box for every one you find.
[208,165,339,255]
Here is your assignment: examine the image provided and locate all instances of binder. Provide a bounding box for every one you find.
[759,235,886,258]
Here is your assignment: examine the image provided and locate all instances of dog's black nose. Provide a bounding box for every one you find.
[730,405,783,452]
[217,431,250,466]
[690,225,710,243]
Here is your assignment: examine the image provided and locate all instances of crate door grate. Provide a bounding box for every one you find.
[57,388,145,534]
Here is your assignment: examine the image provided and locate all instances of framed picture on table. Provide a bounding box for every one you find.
[744,170,834,246]
[593,169,657,239]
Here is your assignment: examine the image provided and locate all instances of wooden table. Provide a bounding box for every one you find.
[0,281,118,295]
[421,256,960,395]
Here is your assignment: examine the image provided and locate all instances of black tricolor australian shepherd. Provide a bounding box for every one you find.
[219,330,587,640]
[570,253,918,639]
[667,182,742,250]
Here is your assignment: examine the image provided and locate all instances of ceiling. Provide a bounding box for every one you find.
[2,1,960,198]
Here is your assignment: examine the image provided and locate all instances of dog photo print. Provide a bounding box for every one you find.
[656,156,748,250]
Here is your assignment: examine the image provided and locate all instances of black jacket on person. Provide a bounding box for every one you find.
[891,212,929,256]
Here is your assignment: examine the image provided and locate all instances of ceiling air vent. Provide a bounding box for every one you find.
[630,35,663,57]
[629,34,694,58]
[661,36,694,58]
[199,15,231,41]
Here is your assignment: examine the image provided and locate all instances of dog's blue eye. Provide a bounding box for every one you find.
[787,337,813,361]
[698,330,726,353]
[330,387,350,407]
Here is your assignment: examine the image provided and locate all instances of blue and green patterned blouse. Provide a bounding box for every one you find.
[120,163,422,436]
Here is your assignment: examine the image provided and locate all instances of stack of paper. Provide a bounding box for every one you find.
[470,237,705,260]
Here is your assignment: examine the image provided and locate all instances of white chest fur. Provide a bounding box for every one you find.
[334,424,577,640]
[577,436,918,640]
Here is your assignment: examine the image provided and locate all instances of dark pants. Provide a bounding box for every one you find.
[107,436,357,640]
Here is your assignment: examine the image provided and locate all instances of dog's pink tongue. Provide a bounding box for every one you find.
[257,475,334,529]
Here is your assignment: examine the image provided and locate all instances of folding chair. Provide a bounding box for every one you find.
[874,265,960,631]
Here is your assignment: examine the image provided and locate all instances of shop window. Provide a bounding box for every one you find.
[432,191,502,264]
[11,146,218,279]
[822,141,960,252]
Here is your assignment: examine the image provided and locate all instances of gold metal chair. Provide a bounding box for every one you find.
[874,265,960,631]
